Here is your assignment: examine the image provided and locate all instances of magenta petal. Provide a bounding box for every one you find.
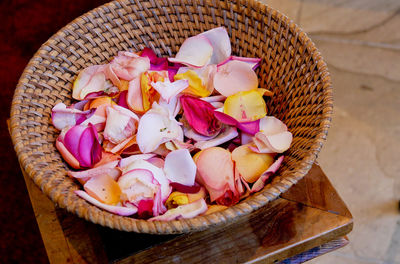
[78,125,101,167]
[141,48,168,71]
[213,110,237,126]
[180,95,222,137]
[73,100,89,110]
[137,199,154,219]
[237,120,260,135]
[117,90,129,109]
[170,182,201,194]
[64,125,86,158]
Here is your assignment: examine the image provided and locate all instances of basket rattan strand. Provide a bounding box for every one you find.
[10,0,332,234]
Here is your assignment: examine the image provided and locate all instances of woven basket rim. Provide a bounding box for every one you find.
[10,0,333,234]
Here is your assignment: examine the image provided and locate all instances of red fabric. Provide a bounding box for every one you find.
[0,1,109,263]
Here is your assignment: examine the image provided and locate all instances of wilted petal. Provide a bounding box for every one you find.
[214,60,258,97]
[164,149,196,186]
[223,90,266,122]
[180,95,221,137]
[149,198,207,221]
[110,51,150,81]
[151,79,188,103]
[194,126,238,150]
[251,156,284,193]
[75,190,137,216]
[168,35,213,67]
[199,27,231,65]
[72,65,108,100]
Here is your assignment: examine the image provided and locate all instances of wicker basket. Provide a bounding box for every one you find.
[10,0,332,234]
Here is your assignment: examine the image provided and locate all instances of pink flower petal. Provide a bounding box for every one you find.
[68,160,120,180]
[180,95,222,137]
[119,153,156,168]
[146,157,165,168]
[140,48,168,71]
[122,159,171,204]
[104,105,138,144]
[199,27,231,65]
[56,137,80,169]
[151,79,189,103]
[126,77,144,113]
[78,124,102,167]
[104,63,121,87]
[117,90,129,109]
[75,190,137,216]
[251,156,284,193]
[200,95,226,103]
[51,103,95,130]
[213,110,260,135]
[64,125,87,159]
[149,198,207,221]
[218,56,261,70]
[184,126,217,142]
[259,116,288,135]
[164,149,196,186]
[110,51,150,80]
[72,65,108,100]
[136,103,183,153]
[213,60,258,97]
[168,35,213,68]
[194,126,238,150]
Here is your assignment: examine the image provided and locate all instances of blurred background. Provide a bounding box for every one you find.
[1,0,399,263]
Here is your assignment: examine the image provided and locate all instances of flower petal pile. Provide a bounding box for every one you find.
[52,27,293,220]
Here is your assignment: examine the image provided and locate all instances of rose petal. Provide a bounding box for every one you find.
[149,198,207,221]
[104,105,138,144]
[136,102,183,153]
[75,190,137,216]
[117,90,129,109]
[180,95,221,137]
[164,149,196,186]
[174,69,212,97]
[218,56,261,70]
[140,48,168,71]
[199,27,231,65]
[51,103,95,130]
[170,183,201,194]
[126,78,145,113]
[119,153,156,168]
[168,35,213,67]
[223,90,266,122]
[72,65,108,100]
[251,156,284,193]
[214,60,258,97]
[254,131,293,153]
[78,124,102,167]
[84,174,121,205]
[194,126,238,150]
[56,138,80,169]
[68,160,120,180]
[110,51,150,80]
[259,116,288,134]
[214,110,260,135]
[200,95,226,103]
[151,79,189,103]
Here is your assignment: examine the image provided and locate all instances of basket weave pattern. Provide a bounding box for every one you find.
[10,0,332,233]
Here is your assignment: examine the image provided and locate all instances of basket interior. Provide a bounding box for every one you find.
[10,0,332,233]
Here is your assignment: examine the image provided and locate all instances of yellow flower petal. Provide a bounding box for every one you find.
[174,70,211,97]
[223,90,267,122]
[166,192,189,209]
[141,72,165,111]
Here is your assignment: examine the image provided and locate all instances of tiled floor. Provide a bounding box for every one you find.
[263,0,400,263]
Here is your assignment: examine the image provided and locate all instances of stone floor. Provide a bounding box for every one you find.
[263,0,400,263]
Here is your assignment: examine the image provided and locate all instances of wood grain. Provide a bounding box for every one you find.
[17,158,352,264]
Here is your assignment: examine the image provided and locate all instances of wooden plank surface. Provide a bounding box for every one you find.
[18,160,352,264]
